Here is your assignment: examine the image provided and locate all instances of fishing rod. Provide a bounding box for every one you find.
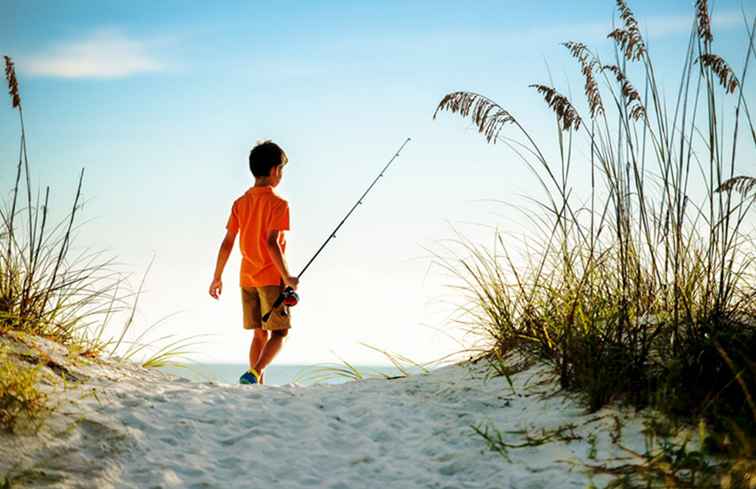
[262,137,411,322]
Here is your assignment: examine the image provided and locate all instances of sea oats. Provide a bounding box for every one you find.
[616,0,639,32]
[602,64,646,121]
[4,56,21,109]
[696,0,713,43]
[564,42,604,118]
[433,0,756,445]
[716,176,756,196]
[434,91,516,143]
[608,0,646,61]
[530,84,582,131]
[699,53,739,94]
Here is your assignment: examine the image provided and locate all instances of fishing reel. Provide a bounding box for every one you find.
[282,287,299,307]
[262,286,299,323]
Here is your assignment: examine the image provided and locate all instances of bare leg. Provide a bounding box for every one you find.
[253,329,288,373]
[249,329,269,372]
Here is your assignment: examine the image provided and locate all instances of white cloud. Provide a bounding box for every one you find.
[21,29,163,78]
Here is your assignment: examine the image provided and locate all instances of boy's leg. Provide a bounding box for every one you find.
[253,286,292,375]
[241,287,268,383]
[249,329,269,371]
[253,329,288,373]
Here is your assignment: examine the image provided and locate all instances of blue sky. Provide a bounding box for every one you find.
[2,1,754,364]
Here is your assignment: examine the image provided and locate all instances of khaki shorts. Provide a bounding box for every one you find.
[241,286,292,331]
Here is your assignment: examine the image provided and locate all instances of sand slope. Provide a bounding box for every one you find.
[1,337,651,488]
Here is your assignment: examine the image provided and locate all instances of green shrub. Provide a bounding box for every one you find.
[0,347,48,432]
[588,419,756,488]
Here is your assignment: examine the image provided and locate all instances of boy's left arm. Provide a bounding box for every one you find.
[209,228,237,299]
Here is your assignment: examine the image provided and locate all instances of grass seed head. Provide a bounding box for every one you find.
[434,91,516,143]
[716,176,756,196]
[564,42,604,118]
[608,1,646,61]
[3,55,21,109]
[696,0,713,43]
[616,0,639,31]
[530,84,583,131]
[699,53,740,94]
[602,64,646,120]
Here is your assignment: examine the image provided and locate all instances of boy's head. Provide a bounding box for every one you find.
[249,140,288,186]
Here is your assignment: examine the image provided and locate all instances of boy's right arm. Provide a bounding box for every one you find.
[266,230,299,290]
[209,228,237,299]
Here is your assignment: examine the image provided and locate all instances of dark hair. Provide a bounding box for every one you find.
[249,140,288,177]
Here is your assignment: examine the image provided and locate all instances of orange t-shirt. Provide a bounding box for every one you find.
[226,186,290,288]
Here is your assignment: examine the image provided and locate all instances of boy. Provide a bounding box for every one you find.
[209,140,299,385]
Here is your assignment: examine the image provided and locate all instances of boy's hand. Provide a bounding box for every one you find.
[283,276,299,290]
[209,278,223,299]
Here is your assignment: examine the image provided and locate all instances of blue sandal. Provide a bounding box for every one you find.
[239,369,261,385]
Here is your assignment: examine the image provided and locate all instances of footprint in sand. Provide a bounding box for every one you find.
[219,426,273,446]
[217,455,243,469]
[438,459,465,476]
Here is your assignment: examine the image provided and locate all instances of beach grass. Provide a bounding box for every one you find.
[435,0,755,485]
[294,344,431,384]
[1,56,190,431]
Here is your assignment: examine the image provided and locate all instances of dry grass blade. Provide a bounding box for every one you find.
[294,350,374,384]
[3,56,20,109]
[715,342,756,422]
[294,363,366,384]
[140,335,205,369]
[564,42,604,118]
[608,0,646,61]
[529,84,583,130]
[602,64,646,120]
[716,176,756,196]
[699,53,740,94]
[359,343,429,376]
[696,0,713,43]
[434,91,516,143]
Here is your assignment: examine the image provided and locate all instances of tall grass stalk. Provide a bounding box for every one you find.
[1,56,190,369]
[434,0,756,427]
[1,57,117,353]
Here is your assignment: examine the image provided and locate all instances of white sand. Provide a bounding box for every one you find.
[1,335,655,488]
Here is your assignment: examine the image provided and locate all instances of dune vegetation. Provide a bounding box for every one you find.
[434,0,755,486]
[1,56,194,433]
[2,0,755,486]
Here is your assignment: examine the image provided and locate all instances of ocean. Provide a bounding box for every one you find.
[159,363,403,386]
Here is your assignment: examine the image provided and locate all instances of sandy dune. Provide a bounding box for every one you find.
[1,336,650,488]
